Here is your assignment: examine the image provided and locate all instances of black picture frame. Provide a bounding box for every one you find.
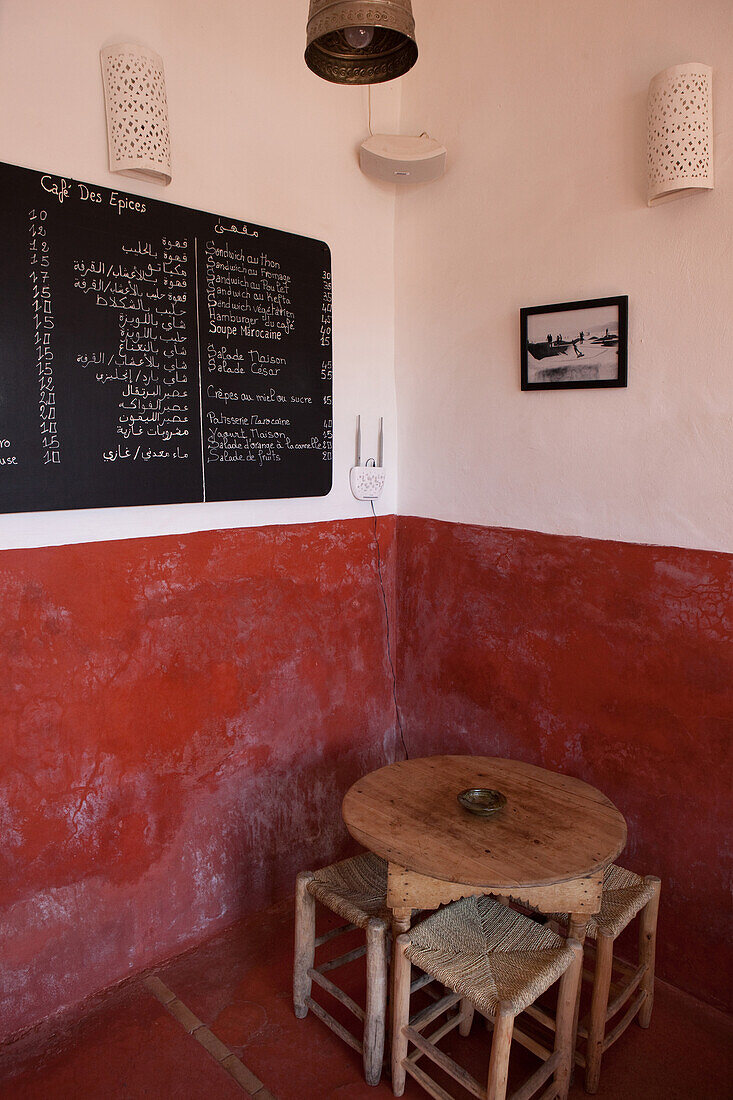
[520,295,628,391]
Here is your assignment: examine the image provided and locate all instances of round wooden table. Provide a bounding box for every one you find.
[343,755,627,1058]
[342,755,627,941]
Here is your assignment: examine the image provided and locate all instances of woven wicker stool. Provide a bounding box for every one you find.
[549,865,661,1094]
[293,853,391,1086]
[391,894,583,1100]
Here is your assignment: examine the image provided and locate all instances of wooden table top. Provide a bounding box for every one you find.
[342,756,627,890]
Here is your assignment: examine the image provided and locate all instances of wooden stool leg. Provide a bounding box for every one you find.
[293,871,316,1019]
[585,930,614,1094]
[554,940,583,1100]
[459,997,475,1037]
[638,877,661,1029]
[388,906,412,1052]
[390,934,412,1097]
[566,912,589,1082]
[486,1008,514,1100]
[364,918,388,1086]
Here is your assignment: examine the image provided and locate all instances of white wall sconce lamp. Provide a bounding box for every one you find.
[647,63,713,206]
[100,43,172,185]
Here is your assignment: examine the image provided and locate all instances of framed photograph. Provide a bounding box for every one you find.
[520,295,628,390]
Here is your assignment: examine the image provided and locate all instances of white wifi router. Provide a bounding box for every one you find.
[359,134,447,184]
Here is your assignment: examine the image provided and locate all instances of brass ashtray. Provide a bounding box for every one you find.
[457,788,507,816]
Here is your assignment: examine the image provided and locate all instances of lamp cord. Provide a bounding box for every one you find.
[367,85,430,142]
[370,500,409,760]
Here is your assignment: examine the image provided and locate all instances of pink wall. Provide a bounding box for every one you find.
[0,517,396,1041]
[395,1,732,555]
[396,516,732,1012]
[0,0,401,554]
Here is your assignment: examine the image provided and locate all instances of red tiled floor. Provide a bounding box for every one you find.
[2,897,731,1099]
[0,978,244,1099]
[156,898,732,1100]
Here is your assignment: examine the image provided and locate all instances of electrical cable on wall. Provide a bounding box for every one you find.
[370,500,409,760]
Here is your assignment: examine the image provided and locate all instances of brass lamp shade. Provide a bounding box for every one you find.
[305,0,418,85]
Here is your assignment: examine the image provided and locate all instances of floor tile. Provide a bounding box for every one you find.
[2,897,731,1099]
[155,900,732,1100]
[0,980,244,1099]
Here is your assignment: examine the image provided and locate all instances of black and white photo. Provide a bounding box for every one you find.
[520,296,628,390]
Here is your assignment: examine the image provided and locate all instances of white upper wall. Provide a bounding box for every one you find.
[395,0,732,553]
[0,0,400,549]
[2,1,731,554]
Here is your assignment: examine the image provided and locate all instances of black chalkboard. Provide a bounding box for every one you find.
[0,161,333,513]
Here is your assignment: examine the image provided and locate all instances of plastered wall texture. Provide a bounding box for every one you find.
[395,517,733,1012]
[394,0,732,554]
[1,513,731,1041]
[0,518,397,1041]
[0,0,401,551]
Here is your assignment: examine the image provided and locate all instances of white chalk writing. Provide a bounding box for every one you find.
[29,209,60,465]
[205,244,295,339]
[73,237,193,454]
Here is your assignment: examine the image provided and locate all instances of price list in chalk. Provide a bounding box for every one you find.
[198,228,331,501]
[0,160,332,513]
[321,268,333,466]
[73,235,197,474]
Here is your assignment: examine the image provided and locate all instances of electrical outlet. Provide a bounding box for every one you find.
[350,464,385,500]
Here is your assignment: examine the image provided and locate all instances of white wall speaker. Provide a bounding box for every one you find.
[360,134,446,183]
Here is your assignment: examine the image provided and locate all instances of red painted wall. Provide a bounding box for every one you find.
[2,511,730,1040]
[396,517,733,1011]
[0,517,397,1041]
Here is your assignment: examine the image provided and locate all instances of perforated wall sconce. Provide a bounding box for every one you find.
[647,63,713,206]
[100,43,172,185]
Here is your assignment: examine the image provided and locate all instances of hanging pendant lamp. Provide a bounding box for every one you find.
[305,0,418,85]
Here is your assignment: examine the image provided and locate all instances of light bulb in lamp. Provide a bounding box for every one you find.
[343,25,375,49]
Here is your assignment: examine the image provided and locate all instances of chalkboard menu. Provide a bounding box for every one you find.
[0,161,333,513]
